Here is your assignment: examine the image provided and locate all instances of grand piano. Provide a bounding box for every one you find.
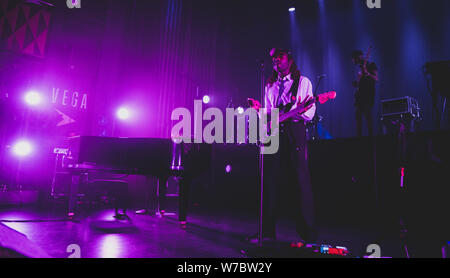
[64,136,212,221]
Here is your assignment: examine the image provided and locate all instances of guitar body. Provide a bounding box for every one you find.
[269,91,337,136]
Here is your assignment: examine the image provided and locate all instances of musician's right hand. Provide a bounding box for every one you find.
[247,98,261,112]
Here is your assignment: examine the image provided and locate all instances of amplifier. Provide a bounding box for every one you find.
[381,96,421,120]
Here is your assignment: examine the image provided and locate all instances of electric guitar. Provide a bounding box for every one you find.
[248,91,337,133]
[277,91,336,124]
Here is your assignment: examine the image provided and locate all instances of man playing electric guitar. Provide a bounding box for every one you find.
[247,48,317,246]
[352,49,378,137]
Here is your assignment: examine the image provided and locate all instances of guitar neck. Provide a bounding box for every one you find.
[279,96,318,123]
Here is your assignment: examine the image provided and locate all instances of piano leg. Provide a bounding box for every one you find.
[138,176,168,216]
[136,175,156,215]
[139,176,182,219]
[68,173,80,216]
[157,177,168,215]
[178,176,191,223]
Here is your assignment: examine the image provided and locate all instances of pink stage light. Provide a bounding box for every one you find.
[12,140,33,157]
[98,234,122,258]
[24,91,42,106]
[116,107,130,120]
[225,165,232,173]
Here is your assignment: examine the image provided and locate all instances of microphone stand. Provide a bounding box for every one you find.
[258,60,265,248]
[308,75,326,140]
[314,75,325,96]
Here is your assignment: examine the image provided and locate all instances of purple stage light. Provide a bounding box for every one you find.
[289,7,296,12]
[24,91,42,106]
[99,234,122,258]
[202,95,210,104]
[225,165,232,173]
[237,107,244,114]
[116,107,130,120]
[12,140,33,157]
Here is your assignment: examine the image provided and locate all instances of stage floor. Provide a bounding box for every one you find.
[0,205,405,258]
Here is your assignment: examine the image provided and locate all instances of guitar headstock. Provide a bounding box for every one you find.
[317,91,337,104]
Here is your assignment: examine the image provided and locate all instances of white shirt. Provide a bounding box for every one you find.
[264,74,316,122]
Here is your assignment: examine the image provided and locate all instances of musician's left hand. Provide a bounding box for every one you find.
[297,96,314,113]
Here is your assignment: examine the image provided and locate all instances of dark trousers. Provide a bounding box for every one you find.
[356,105,374,137]
[262,121,315,240]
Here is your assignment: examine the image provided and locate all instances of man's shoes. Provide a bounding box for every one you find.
[291,228,319,247]
[295,227,318,243]
[245,233,276,245]
[290,237,307,248]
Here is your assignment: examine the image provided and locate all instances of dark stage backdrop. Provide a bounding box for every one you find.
[214,0,450,137]
[1,0,448,139]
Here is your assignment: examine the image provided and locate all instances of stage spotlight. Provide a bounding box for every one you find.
[237,107,244,114]
[24,91,42,106]
[116,107,130,120]
[202,95,210,104]
[288,7,296,12]
[225,165,232,173]
[12,140,33,157]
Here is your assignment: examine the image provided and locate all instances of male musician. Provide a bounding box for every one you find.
[248,48,316,245]
[352,50,378,137]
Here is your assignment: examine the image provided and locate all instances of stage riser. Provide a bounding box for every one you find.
[12,131,450,239]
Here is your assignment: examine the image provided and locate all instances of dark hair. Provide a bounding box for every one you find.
[351,50,363,59]
[266,54,301,86]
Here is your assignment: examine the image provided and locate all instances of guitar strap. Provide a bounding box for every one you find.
[280,75,301,114]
